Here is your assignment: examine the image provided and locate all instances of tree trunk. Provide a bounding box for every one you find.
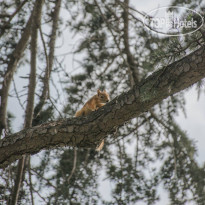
[10,0,44,204]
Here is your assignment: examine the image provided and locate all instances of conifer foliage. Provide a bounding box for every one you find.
[0,0,205,204]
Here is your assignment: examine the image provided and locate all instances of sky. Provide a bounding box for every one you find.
[6,0,205,204]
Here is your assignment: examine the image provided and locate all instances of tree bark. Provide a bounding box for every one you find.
[0,46,205,168]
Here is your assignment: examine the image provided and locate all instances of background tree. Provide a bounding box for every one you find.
[0,0,205,204]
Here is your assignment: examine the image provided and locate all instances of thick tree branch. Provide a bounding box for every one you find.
[0,46,205,168]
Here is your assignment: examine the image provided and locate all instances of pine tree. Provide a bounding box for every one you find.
[0,0,205,204]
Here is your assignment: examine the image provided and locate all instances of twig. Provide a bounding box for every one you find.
[30,168,57,189]
[49,96,63,118]
[122,0,139,86]
[0,0,29,37]
[67,148,77,184]
[149,110,178,176]
[39,25,49,75]
[12,77,25,111]
[93,0,138,87]
[28,157,34,205]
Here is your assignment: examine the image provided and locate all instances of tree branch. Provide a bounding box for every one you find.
[28,158,34,205]
[67,148,77,184]
[0,0,29,38]
[0,46,205,168]
[0,15,32,136]
[122,0,139,86]
[9,158,25,205]
[94,0,136,87]
[33,0,61,120]
[10,0,44,204]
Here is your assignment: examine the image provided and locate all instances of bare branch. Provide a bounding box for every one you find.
[34,0,61,120]
[0,0,29,38]
[122,0,139,86]
[28,158,34,205]
[30,168,57,189]
[0,15,32,136]
[9,156,26,205]
[12,78,25,111]
[67,148,77,184]
[39,25,49,75]
[49,96,63,118]
[25,0,43,128]
[9,0,29,22]
[93,0,134,86]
